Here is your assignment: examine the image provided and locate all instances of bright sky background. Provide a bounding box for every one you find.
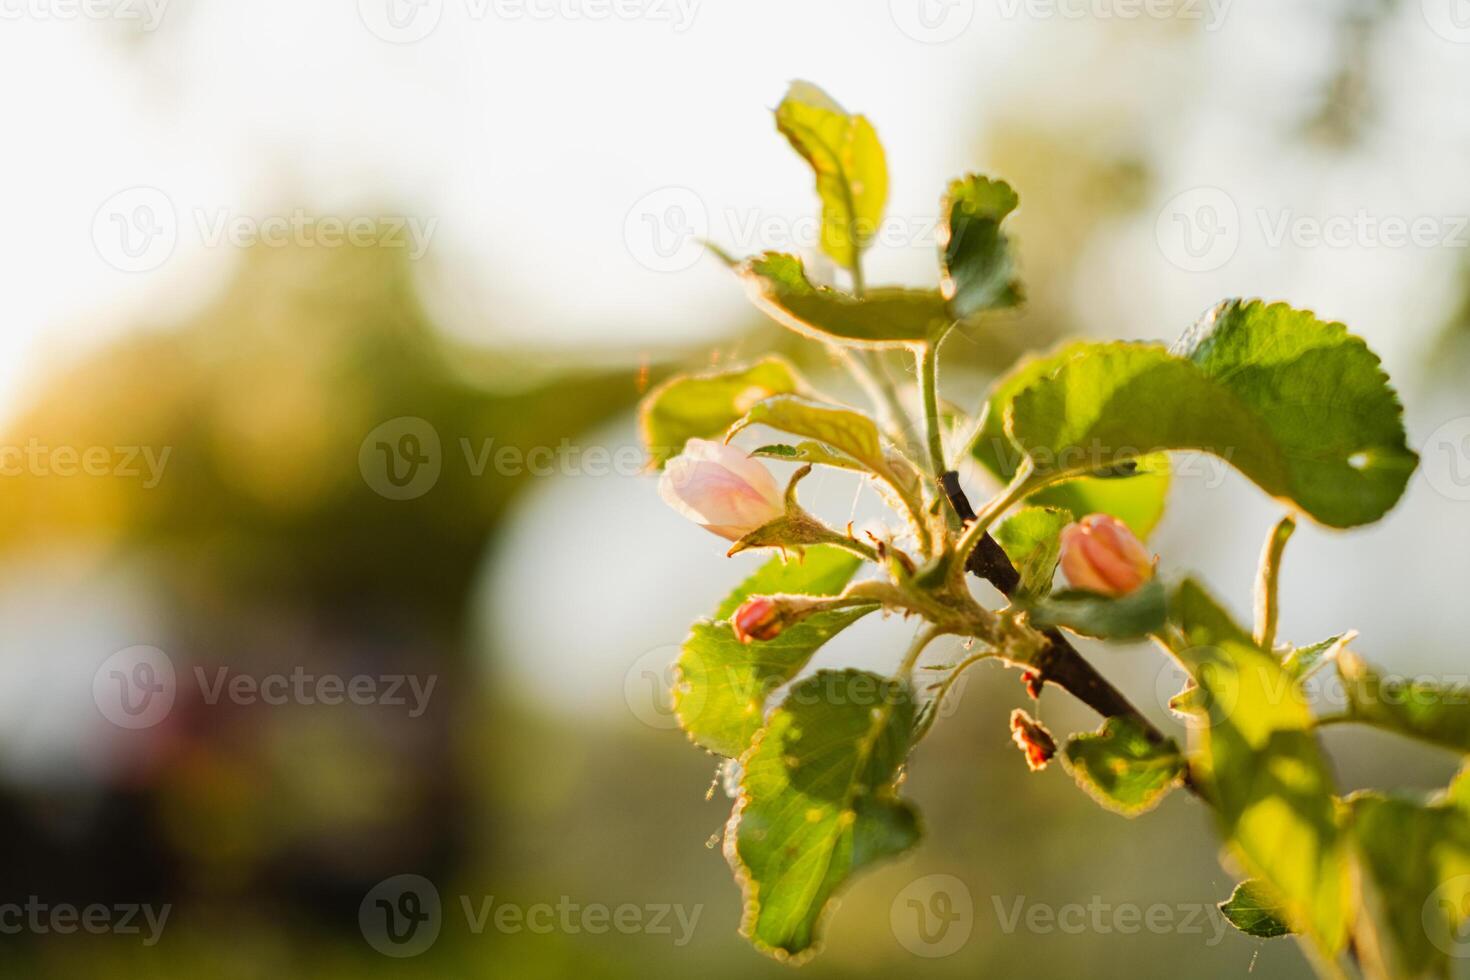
[6,0,1469,403]
[4,0,1470,726]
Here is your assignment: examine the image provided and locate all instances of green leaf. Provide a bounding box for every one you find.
[1061,716,1184,816]
[735,253,950,348]
[677,547,869,757]
[1218,880,1292,939]
[1448,765,1470,811]
[640,357,804,467]
[749,442,867,474]
[1335,648,1470,753]
[713,545,862,620]
[1164,579,1255,720]
[1170,577,1254,650]
[939,174,1022,320]
[728,394,921,503]
[1281,634,1346,681]
[748,443,930,536]
[729,394,885,471]
[1006,300,1418,528]
[1031,458,1171,541]
[774,81,887,270]
[970,343,1170,538]
[1022,579,1167,640]
[1171,622,1350,953]
[992,506,1069,600]
[677,613,872,758]
[1167,685,1207,718]
[729,670,920,960]
[1351,790,1470,977]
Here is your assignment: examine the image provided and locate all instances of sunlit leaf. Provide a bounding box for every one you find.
[1351,789,1470,977]
[775,81,888,270]
[1167,582,1351,954]
[730,394,885,468]
[940,174,1022,320]
[749,441,867,474]
[728,670,920,960]
[713,545,862,620]
[736,253,949,347]
[1170,577,1253,650]
[1062,716,1184,816]
[728,394,922,507]
[992,506,1069,600]
[677,547,869,757]
[1006,301,1418,528]
[1218,880,1292,938]
[1022,580,1167,640]
[1336,648,1470,753]
[640,357,804,467]
[1031,457,1172,540]
[1448,765,1470,811]
[970,343,1170,538]
[1164,579,1251,719]
[1281,634,1346,681]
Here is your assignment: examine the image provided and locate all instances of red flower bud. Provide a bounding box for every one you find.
[732,596,782,644]
[1009,709,1057,772]
[1059,514,1154,597]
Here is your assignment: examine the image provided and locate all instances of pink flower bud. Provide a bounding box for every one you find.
[1059,514,1154,597]
[658,439,785,542]
[731,596,782,644]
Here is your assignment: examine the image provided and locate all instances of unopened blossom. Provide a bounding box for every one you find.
[658,439,785,542]
[1059,514,1154,597]
[731,596,782,644]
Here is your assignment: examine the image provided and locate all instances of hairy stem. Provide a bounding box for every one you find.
[897,625,944,679]
[832,346,898,434]
[917,341,948,483]
[921,648,991,734]
[861,350,916,452]
[843,254,916,456]
[822,531,882,564]
[1254,514,1296,651]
